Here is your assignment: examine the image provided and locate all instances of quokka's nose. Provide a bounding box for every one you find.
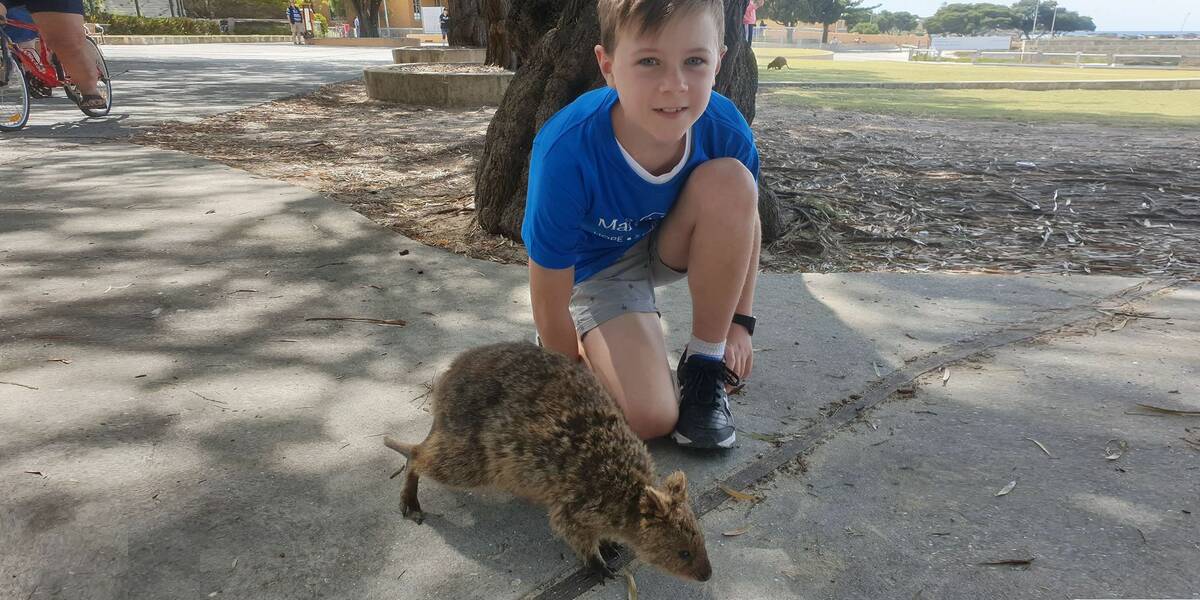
[696,561,712,581]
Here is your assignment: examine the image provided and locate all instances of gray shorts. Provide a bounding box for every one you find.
[571,232,687,337]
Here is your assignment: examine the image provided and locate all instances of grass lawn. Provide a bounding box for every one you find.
[766,87,1200,127]
[749,53,1200,83]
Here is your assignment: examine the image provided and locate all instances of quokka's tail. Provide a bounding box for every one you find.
[384,436,416,457]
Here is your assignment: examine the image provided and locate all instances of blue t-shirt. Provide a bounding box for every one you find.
[522,87,759,284]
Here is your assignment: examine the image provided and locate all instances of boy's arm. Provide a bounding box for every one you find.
[529,261,580,361]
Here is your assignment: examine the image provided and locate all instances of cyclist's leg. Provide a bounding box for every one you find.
[26,0,98,96]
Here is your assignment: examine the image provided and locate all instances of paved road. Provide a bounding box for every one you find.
[5,43,393,141]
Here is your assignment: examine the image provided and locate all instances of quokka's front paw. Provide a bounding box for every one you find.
[587,553,616,581]
[401,502,425,525]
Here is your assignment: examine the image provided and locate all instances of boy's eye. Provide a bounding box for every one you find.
[685,57,707,66]
[638,57,660,66]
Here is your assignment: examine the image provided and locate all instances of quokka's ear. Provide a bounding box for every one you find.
[664,471,688,500]
[641,485,672,517]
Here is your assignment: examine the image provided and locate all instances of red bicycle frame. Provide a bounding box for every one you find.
[4,19,65,89]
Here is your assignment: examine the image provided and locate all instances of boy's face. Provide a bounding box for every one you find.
[595,9,724,146]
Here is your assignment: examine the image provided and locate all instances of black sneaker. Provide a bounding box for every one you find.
[672,352,740,449]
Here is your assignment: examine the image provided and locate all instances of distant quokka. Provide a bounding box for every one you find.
[766,56,789,70]
[384,341,712,581]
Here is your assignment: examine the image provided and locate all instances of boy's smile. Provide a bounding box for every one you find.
[595,8,725,174]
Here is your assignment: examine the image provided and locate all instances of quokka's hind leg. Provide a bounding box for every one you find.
[401,467,424,524]
[385,436,426,523]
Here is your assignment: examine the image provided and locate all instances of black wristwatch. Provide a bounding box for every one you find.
[732,313,756,336]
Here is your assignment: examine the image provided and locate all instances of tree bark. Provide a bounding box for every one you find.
[482,0,516,69]
[447,0,487,47]
[474,0,782,242]
[349,0,381,37]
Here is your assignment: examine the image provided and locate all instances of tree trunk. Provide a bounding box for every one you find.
[474,0,782,242]
[821,22,830,44]
[482,0,516,69]
[447,0,487,48]
[350,0,381,36]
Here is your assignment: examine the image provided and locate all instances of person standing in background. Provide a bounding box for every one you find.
[439,8,449,42]
[743,0,762,43]
[286,0,304,45]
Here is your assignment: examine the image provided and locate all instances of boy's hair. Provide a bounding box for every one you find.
[597,0,725,53]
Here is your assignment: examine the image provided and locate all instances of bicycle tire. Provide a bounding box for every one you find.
[61,37,111,117]
[0,36,32,132]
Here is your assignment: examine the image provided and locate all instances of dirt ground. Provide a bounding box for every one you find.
[132,80,1200,279]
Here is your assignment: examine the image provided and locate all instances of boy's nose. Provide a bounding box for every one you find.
[660,68,688,93]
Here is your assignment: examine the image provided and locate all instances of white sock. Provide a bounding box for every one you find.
[686,336,725,361]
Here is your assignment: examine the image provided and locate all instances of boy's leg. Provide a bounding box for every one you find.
[656,158,757,349]
[654,157,759,448]
[581,313,678,441]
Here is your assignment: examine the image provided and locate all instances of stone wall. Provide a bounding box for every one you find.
[105,0,178,18]
[1030,38,1200,67]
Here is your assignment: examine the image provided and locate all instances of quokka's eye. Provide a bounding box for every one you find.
[679,550,692,560]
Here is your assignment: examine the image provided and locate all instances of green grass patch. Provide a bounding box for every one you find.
[750,56,1200,83]
[767,88,1200,127]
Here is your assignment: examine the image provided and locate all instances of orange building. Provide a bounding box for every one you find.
[341,0,447,29]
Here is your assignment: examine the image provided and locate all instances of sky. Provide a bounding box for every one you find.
[870,0,1197,31]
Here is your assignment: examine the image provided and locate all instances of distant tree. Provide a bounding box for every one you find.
[760,0,814,43]
[850,21,879,34]
[1050,10,1095,35]
[924,3,1018,36]
[841,4,875,29]
[803,0,878,44]
[1011,0,1094,38]
[872,10,919,34]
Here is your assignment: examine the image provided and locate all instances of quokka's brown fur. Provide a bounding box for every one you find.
[766,56,789,69]
[385,341,712,581]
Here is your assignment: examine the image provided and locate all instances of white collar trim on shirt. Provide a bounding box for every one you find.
[616,127,692,185]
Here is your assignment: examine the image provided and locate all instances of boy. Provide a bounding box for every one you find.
[523,0,761,449]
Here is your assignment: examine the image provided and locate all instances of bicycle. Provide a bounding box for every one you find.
[0,17,111,132]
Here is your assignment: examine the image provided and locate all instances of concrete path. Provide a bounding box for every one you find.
[3,141,1196,600]
[5,43,393,141]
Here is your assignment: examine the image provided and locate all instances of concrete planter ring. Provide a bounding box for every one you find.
[392,47,486,64]
[364,63,514,107]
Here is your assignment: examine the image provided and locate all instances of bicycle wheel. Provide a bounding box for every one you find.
[61,37,111,117]
[0,41,32,132]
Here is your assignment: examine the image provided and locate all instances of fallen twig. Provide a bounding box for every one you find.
[0,381,38,390]
[305,317,407,326]
[1130,403,1200,416]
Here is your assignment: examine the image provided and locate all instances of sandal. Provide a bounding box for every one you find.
[77,93,107,110]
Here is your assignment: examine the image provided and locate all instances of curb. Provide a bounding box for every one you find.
[100,35,291,44]
[760,78,1200,91]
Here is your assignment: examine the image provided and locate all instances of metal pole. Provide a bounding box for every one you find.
[1030,0,1040,38]
[1049,7,1060,37]
[382,0,390,31]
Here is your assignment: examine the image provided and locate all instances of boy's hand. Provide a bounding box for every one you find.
[725,323,753,381]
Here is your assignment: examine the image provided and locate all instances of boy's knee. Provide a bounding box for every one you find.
[626,400,678,441]
[686,158,758,216]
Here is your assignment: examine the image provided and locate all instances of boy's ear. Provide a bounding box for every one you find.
[715,44,727,76]
[594,44,615,86]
